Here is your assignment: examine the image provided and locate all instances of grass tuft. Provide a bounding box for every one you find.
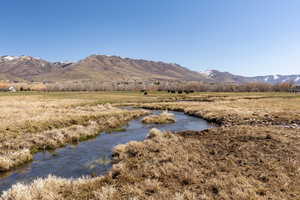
[142,111,176,124]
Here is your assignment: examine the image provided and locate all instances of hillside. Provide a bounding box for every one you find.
[0,55,299,84]
[0,55,207,82]
[199,70,300,85]
[0,56,71,82]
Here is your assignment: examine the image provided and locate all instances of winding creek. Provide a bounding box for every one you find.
[0,110,213,193]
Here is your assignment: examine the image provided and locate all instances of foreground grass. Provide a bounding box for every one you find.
[2,126,299,200]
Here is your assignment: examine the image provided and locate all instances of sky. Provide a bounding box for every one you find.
[0,0,300,76]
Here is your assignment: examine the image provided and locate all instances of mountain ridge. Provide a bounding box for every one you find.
[0,55,299,85]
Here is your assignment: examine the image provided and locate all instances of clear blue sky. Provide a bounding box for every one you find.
[1,0,299,76]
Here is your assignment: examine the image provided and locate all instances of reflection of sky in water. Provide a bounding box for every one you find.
[0,110,212,193]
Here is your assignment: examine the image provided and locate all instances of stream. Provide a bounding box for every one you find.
[0,110,213,193]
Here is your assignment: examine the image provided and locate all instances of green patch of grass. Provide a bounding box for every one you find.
[107,127,127,133]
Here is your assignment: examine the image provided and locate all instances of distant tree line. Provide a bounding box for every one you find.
[43,81,296,92]
[0,80,297,92]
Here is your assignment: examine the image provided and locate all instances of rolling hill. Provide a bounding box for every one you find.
[0,55,208,82]
[0,55,299,85]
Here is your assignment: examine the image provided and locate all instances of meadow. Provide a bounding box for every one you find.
[0,91,155,171]
[0,91,299,199]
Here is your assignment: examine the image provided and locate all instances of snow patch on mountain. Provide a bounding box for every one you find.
[2,56,19,61]
[199,70,213,77]
[1,55,43,62]
[273,75,279,80]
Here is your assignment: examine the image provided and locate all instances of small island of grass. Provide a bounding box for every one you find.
[142,111,176,124]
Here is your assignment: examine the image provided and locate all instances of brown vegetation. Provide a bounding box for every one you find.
[156,81,296,93]
[0,106,149,171]
[1,92,300,199]
[0,91,168,138]
[33,81,298,92]
[142,111,176,124]
[0,92,151,171]
[0,78,296,92]
[2,126,299,200]
[139,97,300,127]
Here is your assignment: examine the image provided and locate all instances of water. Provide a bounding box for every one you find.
[0,110,212,193]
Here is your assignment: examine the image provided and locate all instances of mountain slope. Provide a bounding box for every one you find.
[0,54,299,84]
[199,70,300,85]
[251,74,300,84]
[0,55,206,82]
[0,56,69,81]
[55,55,206,81]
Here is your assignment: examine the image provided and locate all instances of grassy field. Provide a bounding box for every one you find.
[0,91,300,199]
[139,97,300,126]
[0,91,158,171]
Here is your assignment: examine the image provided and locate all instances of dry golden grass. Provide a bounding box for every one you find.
[0,104,149,171]
[0,108,149,171]
[1,92,300,199]
[0,91,168,137]
[142,111,176,124]
[0,150,32,172]
[139,97,300,127]
[0,92,155,171]
[2,126,299,200]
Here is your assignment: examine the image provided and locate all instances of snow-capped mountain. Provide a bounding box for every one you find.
[250,74,300,84]
[199,70,300,85]
[0,56,72,81]
[0,55,201,82]
[0,54,299,84]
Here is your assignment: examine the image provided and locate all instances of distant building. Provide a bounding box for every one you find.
[8,86,16,92]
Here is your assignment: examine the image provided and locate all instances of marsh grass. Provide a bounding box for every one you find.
[0,91,173,138]
[2,126,299,199]
[0,104,149,171]
[142,111,176,124]
[139,97,300,126]
[106,127,127,133]
[1,92,300,199]
[0,150,32,172]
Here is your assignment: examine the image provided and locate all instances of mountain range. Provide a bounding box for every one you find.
[0,55,299,85]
